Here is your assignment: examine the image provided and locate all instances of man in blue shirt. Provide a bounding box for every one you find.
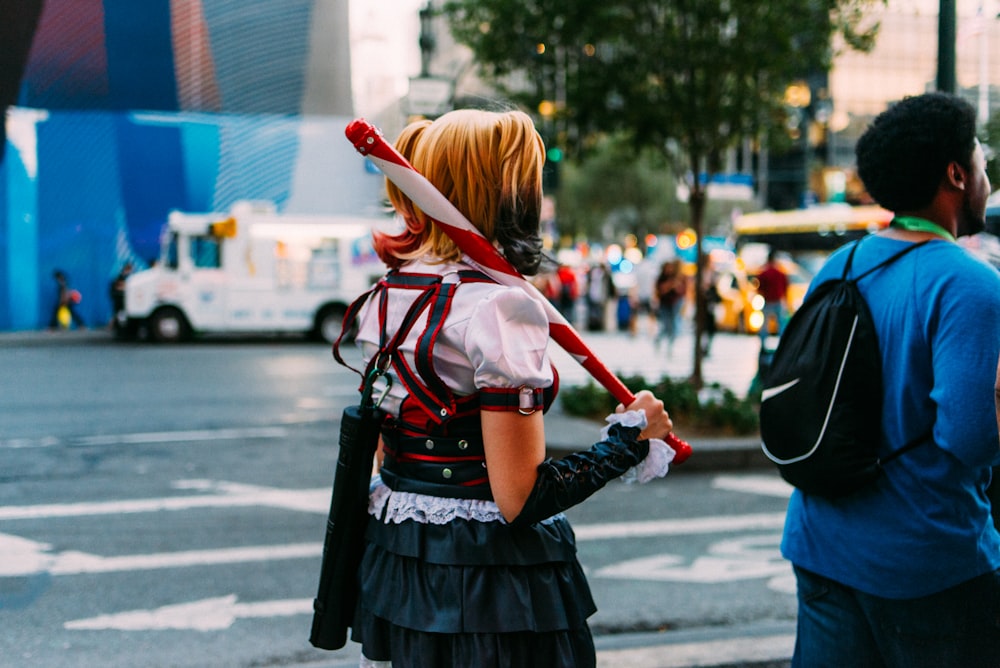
[781,92,1000,667]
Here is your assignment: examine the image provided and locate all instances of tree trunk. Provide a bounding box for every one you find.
[688,181,707,389]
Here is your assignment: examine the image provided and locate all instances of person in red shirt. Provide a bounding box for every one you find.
[555,264,579,323]
[755,250,788,341]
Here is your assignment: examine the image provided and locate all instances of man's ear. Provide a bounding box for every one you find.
[947,161,966,190]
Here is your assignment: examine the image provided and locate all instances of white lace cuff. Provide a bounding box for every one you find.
[602,408,648,433]
[368,476,507,525]
[601,410,675,484]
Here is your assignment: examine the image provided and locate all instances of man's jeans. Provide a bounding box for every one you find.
[792,565,1000,668]
[759,303,784,340]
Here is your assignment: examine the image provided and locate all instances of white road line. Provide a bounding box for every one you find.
[573,512,786,541]
[75,427,288,446]
[64,594,315,631]
[596,634,795,668]
[712,473,794,498]
[0,481,330,520]
[0,426,289,449]
[50,543,322,576]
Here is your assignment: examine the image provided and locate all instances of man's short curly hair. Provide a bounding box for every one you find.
[855,92,978,212]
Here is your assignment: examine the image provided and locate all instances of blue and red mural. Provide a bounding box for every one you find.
[1,0,379,330]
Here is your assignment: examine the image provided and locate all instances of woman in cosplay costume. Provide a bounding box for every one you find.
[340,109,675,667]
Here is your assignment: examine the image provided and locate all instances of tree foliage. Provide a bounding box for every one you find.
[443,0,885,385]
[556,134,682,242]
[444,0,882,164]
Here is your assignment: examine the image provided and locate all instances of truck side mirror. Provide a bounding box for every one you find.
[211,217,238,238]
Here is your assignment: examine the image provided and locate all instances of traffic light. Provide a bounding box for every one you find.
[543,146,562,192]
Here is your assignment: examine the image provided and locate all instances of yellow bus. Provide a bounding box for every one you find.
[733,204,893,257]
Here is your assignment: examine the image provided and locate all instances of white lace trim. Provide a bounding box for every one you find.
[621,438,675,483]
[369,476,508,525]
[603,409,649,431]
[602,410,675,484]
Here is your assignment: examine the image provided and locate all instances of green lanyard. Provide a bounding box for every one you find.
[890,216,955,242]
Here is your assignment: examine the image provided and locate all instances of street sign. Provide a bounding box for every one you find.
[406,76,453,117]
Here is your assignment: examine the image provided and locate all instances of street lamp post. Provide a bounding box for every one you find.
[418,2,435,78]
[784,81,813,208]
[938,0,957,93]
[407,1,453,119]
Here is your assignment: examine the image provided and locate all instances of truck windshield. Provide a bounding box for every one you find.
[165,233,179,269]
[190,235,221,268]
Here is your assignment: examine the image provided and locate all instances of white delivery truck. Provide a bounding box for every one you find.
[121,201,389,343]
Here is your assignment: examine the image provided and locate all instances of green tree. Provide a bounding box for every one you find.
[443,0,884,386]
[557,134,682,243]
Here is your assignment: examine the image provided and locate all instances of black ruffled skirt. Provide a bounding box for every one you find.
[350,510,597,667]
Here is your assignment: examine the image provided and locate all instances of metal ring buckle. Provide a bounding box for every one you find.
[371,373,392,408]
[362,354,393,409]
[517,385,537,415]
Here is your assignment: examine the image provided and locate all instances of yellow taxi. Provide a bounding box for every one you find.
[710,253,812,335]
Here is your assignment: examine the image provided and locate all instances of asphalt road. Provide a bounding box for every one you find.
[0,332,794,668]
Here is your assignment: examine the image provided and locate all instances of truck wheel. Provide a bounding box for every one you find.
[149,308,189,343]
[315,305,348,344]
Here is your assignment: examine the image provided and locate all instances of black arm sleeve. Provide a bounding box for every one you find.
[511,423,649,527]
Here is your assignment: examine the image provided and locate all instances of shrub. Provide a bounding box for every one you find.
[559,375,759,436]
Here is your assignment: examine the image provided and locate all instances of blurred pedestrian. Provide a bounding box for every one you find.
[584,262,614,331]
[654,259,686,355]
[701,267,721,356]
[754,249,788,341]
[611,267,636,333]
[339,108,676,667]
[782,92,1000,667]
[48,270,85,330]
[632,256,659,337]
[108,261,133,329]
[555,263,579,324]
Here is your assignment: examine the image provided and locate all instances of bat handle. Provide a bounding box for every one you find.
[602,371,692,464]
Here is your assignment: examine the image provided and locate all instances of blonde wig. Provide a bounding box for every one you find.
[374,109,545,274]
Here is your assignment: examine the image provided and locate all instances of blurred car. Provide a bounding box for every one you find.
[987,191,1000,236]
[712,263,757,333]
[711,255,812,335]
[962,195,1000,270]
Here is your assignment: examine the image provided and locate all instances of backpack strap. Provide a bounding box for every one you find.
[332,283,380,375]
[841,237,934,469]
[843,237,930,283]
[414,270,493,409]
[331,270,441,380]
[343,268,499,427]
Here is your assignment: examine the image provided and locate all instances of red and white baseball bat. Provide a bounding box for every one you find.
[345,119,691,464]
